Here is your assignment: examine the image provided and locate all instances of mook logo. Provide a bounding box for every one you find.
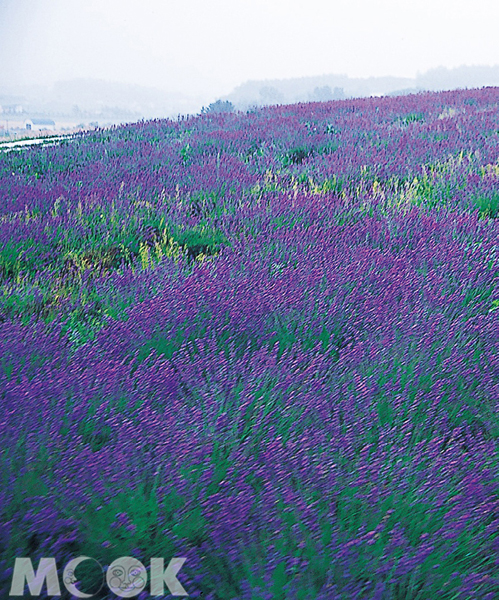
[9,556,188,597]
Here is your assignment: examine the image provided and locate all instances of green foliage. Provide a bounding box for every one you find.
[170,223,229,261]
[79,483,184,569]
[282,146,314,166]
[201,100,234,114]
[473,191,499,218]
[401,112,425,125]
[0,238,46,280]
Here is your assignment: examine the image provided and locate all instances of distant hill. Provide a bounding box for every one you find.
[0,79,204,123]
[225,65,499,109]
[3,65,499,125]
[51,79,198,117]
[415,65,499,91]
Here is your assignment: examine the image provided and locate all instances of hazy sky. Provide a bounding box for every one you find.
[1,0,498,96]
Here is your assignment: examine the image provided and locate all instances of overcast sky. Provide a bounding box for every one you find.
[1,0,498,97]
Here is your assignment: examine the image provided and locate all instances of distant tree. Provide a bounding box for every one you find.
[332,87,346,100]
[259,86,284,105]
[202,100,234,114]
[311,86,334,102]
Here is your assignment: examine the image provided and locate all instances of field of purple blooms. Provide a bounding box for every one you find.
[1,87,498,599]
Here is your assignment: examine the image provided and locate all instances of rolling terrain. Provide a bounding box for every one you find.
[0,87,498,599]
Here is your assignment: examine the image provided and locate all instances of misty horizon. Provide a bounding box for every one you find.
[1,64,499,126]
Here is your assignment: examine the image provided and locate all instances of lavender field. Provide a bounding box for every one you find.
[1,87,498,599]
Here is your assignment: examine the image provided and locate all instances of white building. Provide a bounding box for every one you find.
[25,118,56,131]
